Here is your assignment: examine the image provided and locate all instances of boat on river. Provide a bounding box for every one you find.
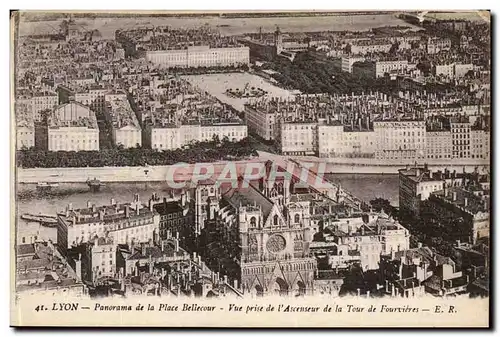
[36,182,59,191]
[20,213,58,226]
[87,177,106,192]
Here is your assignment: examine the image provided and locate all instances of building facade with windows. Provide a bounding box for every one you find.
[373,118,426,161]
[56,195,159,257]
[280,122,317,156]
[146,46,250,68]
[47,102,99,151]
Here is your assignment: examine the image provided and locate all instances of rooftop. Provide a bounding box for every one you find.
[59,196,156,226]
[431,186,489,215]
[107,96,141,129]
[49,102,98,129]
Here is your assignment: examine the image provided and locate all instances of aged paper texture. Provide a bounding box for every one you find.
[11,10,491,327]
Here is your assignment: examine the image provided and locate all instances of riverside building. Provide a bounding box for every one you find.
[47,102,100,152]
[56,194,160,257]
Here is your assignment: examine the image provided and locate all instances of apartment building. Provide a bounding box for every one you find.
[373,118,426,161]
[398,165,446,216]
[30,91,59,121]
[244,103,279,141]
[16,102,35,150]
[426,130,453,160]
[311,212,410,272]
[146,119,247,151]
[83,236,117,282]
[280,122,317,155]
[427,37,452,54]
[56,195,160,257]
[434,63,474,80]
[425,187,489,244]
[470,127,490,161]
[341,55,365,73]
[105,94,142,148]
[146,46,250,68]
[48,102,99,152]
[398,165,487,217]
[375,60,409,78]
[317,123,344,158]
[450,116,471,159]
[350,40,392,55]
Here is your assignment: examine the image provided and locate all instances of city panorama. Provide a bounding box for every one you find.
[13,11,490,303]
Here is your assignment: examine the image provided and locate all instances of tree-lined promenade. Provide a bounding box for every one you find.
[17,137,258,169]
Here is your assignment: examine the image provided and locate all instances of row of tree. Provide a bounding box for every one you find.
[263,52,396,95]
[17,137,258,168]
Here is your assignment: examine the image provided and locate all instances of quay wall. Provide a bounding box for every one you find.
[16,157,489,184]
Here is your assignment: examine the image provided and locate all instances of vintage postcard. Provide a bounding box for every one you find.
[10,10,490,327]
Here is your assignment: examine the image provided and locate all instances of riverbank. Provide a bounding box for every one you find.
[16,155,489,184]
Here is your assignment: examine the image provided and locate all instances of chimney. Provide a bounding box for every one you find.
[233,279,238,289]
[181,192,187,207]
[175,238,179,252]
[111,198,116,205]
[87,200,92,208]
[452,192,457,201]
[149,199,154,212]
[464,198,468,208]
[125,205,130,218]
[417,242,422,248]
[92,204,96,213]
[68,203,73,211]
[99,210,104,221]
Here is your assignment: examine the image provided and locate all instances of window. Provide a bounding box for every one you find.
[273,215,279,227]
[294,214,300,223]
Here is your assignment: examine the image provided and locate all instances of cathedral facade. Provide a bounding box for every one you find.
[196,162,319,296]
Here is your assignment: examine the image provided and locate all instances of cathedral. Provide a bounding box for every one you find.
[196,161,324,296]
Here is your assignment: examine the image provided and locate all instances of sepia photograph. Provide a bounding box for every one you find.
[9,9,491,328]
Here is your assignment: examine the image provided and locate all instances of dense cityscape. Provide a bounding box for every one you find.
[14,11,489,300]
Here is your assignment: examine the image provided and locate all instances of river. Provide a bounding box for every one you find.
[15,174,399,234]
[19,13,418,38]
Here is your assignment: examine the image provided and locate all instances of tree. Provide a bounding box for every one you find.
[369,198,396,215]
